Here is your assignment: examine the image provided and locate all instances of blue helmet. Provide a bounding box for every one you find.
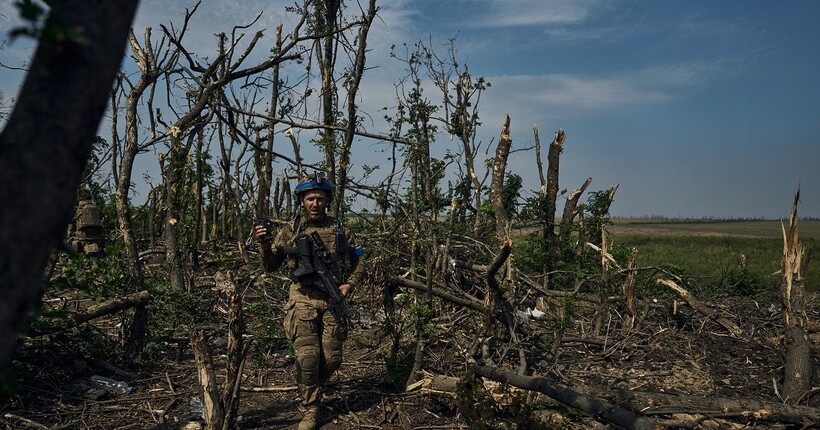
[295,172,334,202]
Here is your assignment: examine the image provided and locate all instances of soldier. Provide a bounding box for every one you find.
[255,173,364,430]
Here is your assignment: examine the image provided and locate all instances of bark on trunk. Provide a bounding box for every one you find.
[0,0,140,364]
[215,271,246,430]
[392,277,486,312]
[256,26,282,220]
[622,247,639,329]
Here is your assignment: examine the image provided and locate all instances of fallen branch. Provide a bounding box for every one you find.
[392,277,486,313]
[611,388,820,426]
[656,279,742,336]
[29,290,151,336]
[469,364,655,430]
[241,385,298,392]
[74,290,151,325]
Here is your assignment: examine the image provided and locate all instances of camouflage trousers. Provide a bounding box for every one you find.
[283,284,347,410]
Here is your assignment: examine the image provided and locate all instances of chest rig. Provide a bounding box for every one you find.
[290,216,348,283]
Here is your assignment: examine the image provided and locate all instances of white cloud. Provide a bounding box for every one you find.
[476,0,607,27]
[485,73,669,120]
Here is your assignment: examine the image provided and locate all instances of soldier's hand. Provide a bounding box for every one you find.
[254,225,271,243]
[339,284,353,298]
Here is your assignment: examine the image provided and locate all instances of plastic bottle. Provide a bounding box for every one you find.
[89,375,133,395]
[189,396,205,420]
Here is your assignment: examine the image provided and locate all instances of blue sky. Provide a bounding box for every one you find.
[2,0,819,218]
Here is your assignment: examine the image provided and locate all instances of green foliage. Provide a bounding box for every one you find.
[12,0,90,46]
[244,300,283,355]
[584,189,615,245]
[502,173,523,217]
[382,350,413,391]
[455,372,501,429]
[50,252,132,299]
[513,232,549,274]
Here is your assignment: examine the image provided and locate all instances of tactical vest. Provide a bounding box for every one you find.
[286,216,351,284]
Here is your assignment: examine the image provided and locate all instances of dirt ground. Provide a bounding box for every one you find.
[0,280,818,430]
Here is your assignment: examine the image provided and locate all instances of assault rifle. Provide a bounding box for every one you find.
[289,232,352,333]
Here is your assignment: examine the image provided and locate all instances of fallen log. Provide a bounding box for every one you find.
[28,290,151,336]
[469,364,655,430]
[657,279,742,336]
[610,389,820,426]
[73,290,151,325]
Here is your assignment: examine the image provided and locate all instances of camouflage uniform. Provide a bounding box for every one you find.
[261,214,364,425]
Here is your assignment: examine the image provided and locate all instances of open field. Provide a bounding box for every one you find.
[609,218,820,239]
[606,218,820,294]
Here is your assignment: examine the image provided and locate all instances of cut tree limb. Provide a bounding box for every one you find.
[656,279,742,337]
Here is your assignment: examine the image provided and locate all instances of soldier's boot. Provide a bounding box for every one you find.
[297,406,319,430]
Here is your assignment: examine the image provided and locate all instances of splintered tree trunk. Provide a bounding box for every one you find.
[560,177,592,236]
[543,129,565,277]
[780,188,812,403]
[622,247,638,329]
[490,114,513,244]
[192,330,225,430]
[216,272,246,429]
[192,272,248,430]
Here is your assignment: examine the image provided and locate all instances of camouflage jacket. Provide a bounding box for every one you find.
[261,215,364,291]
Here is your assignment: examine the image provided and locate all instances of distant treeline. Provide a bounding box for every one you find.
[613,215,820,222]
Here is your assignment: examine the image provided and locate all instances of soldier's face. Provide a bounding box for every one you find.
[302,190,328,221]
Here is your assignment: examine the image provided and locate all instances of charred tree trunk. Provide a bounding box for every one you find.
[780,188,812,403]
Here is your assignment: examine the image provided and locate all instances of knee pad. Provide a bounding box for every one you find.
[295,340,321,384]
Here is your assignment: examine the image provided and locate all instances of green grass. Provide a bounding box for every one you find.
[613,234,820,296]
